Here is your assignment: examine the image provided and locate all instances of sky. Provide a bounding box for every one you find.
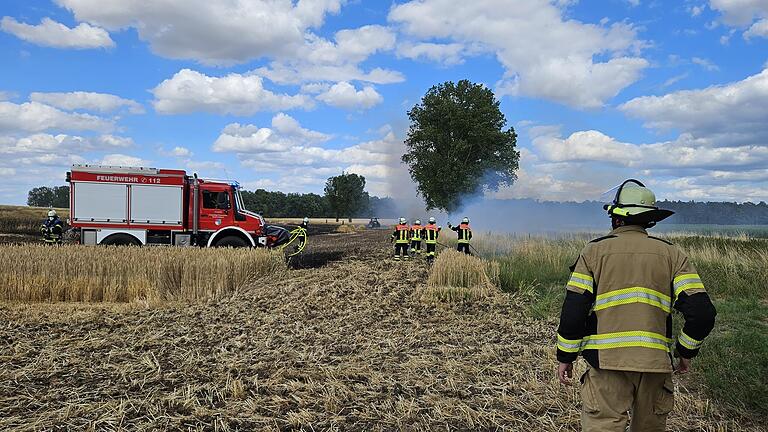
[1,0,767,206]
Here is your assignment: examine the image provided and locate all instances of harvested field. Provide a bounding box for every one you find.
[0,230,761,430]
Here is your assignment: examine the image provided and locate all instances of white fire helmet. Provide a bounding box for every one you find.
[415,219,421,225]
[48,210,57,218]
[428,217,436,223]
[303,217,309,223]
[462,217,469,224]
[399,217,406,224]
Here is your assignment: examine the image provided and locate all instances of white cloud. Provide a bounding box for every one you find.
[0,133,131,155]
[316,82,383,110]
[0,17,113,49]
[619,67,768,145]
[213,113,330,153]
[0,101,113,132]
[30,91,144,114]
[151,69,312,115]
[389,0,648,108]
[396,42,466,65]
[745,18,768,38]
[255,25,403,85]
[99,154,149,167]
[691,57,719,71]
[54,0,342,64]
[709,0,768,26]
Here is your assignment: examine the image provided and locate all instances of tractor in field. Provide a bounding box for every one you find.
[66,164,306,255]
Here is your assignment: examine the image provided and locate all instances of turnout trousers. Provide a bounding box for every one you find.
[457,243,470,254]
[581,367,674,432]
[394,243,409,260]
[410,240,422,254]
[425,243,436,261]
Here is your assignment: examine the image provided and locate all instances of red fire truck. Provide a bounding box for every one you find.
[67,164,291,247]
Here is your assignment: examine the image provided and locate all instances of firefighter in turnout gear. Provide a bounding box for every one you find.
[556,180,717,432]
[391,217,411,260]
[423,217,441,264]
[447,217,472,254]
[410,219,423,256]
[41,209,64,245]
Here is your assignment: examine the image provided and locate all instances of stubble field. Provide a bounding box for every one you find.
[0,227,765,431]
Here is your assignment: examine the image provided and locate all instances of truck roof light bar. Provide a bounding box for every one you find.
[71,164,161,175]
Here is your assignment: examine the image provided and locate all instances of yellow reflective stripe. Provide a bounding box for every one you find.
[673,273,700,284]
[678,331,703,350]
[594,287,671,313]
[582,330,671,352]
[572,272,593,282]
[557,334,582,353]
[674,282,704,298]
[567,280,593,293]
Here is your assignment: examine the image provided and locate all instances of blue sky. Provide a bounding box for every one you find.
[1,0,767,206]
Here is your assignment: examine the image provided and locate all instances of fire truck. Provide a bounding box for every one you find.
[66,164,293,248]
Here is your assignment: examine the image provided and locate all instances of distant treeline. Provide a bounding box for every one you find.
[236,189,399,219]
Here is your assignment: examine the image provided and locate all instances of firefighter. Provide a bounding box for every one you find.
[299,216,309,230]
[296,217,309,250]
[423,217,441,264]
[410,219,423,256]
[40,209,64,245]
[390,217,410,260]
[447,217,472,254]
[555,179,717,432]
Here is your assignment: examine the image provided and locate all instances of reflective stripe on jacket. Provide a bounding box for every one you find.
[453,223,472,243]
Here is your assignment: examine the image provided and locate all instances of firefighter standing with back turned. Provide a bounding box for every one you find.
[447,217,472,254]
[556,179,717,432]
[423,217,441,264]
[410,219,423,256]
[391,217,410,261]
[41,209,64,245]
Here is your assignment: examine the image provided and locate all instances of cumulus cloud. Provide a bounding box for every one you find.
[744,18,768,38]
[0,101,113,132]
[389,0,649,108]
[396,42,466,66]
[619,67,768,145]
[53,0,342,64]
[99,153,149,167]
[316,82,383,110]
[0,17,113,49]
[0,133,132,157]
[151,69,312,115]
[255,25,403,85]
[709,0,768,26]
[213,113,331,153]
[30,91,144,114]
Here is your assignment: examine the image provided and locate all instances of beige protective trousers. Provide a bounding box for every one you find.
[581,367,674,432]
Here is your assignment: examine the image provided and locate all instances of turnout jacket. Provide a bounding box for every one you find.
[410,224,423,241]
[556,225,716,373]
[391,224,410,244]
[423,223,441,244]
[451,223,472,243]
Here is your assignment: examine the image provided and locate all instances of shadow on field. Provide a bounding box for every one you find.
[288,250,346,269]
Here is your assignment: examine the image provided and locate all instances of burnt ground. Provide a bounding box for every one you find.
[0,230,754,431]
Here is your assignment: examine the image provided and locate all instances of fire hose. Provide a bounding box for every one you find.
[279,226,308,257]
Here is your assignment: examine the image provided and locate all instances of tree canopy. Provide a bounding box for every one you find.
[402,80,520,212]
[323,172,368,221]
[27,186,70,208]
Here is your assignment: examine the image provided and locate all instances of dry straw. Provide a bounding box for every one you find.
[423,250,499,302]
[0,244,286,302]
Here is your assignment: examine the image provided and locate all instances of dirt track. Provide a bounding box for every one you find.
[0,230,752,431]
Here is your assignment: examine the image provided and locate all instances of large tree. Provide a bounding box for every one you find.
[27,186,70,208]
[402,80,519,212]
[324,172,367,222]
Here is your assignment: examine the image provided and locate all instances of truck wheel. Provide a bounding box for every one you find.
[214,235,248,248]
[102,233,141,246]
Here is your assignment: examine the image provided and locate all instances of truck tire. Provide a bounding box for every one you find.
[214,235,248,248]
[102,233,141,246]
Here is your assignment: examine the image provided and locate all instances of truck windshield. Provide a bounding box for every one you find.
[234,187,246,212]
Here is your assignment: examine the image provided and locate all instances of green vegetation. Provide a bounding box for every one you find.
[472,233,768,420]
[0,205,69,236]
[402,79,520,212]
[27,185,70,208]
